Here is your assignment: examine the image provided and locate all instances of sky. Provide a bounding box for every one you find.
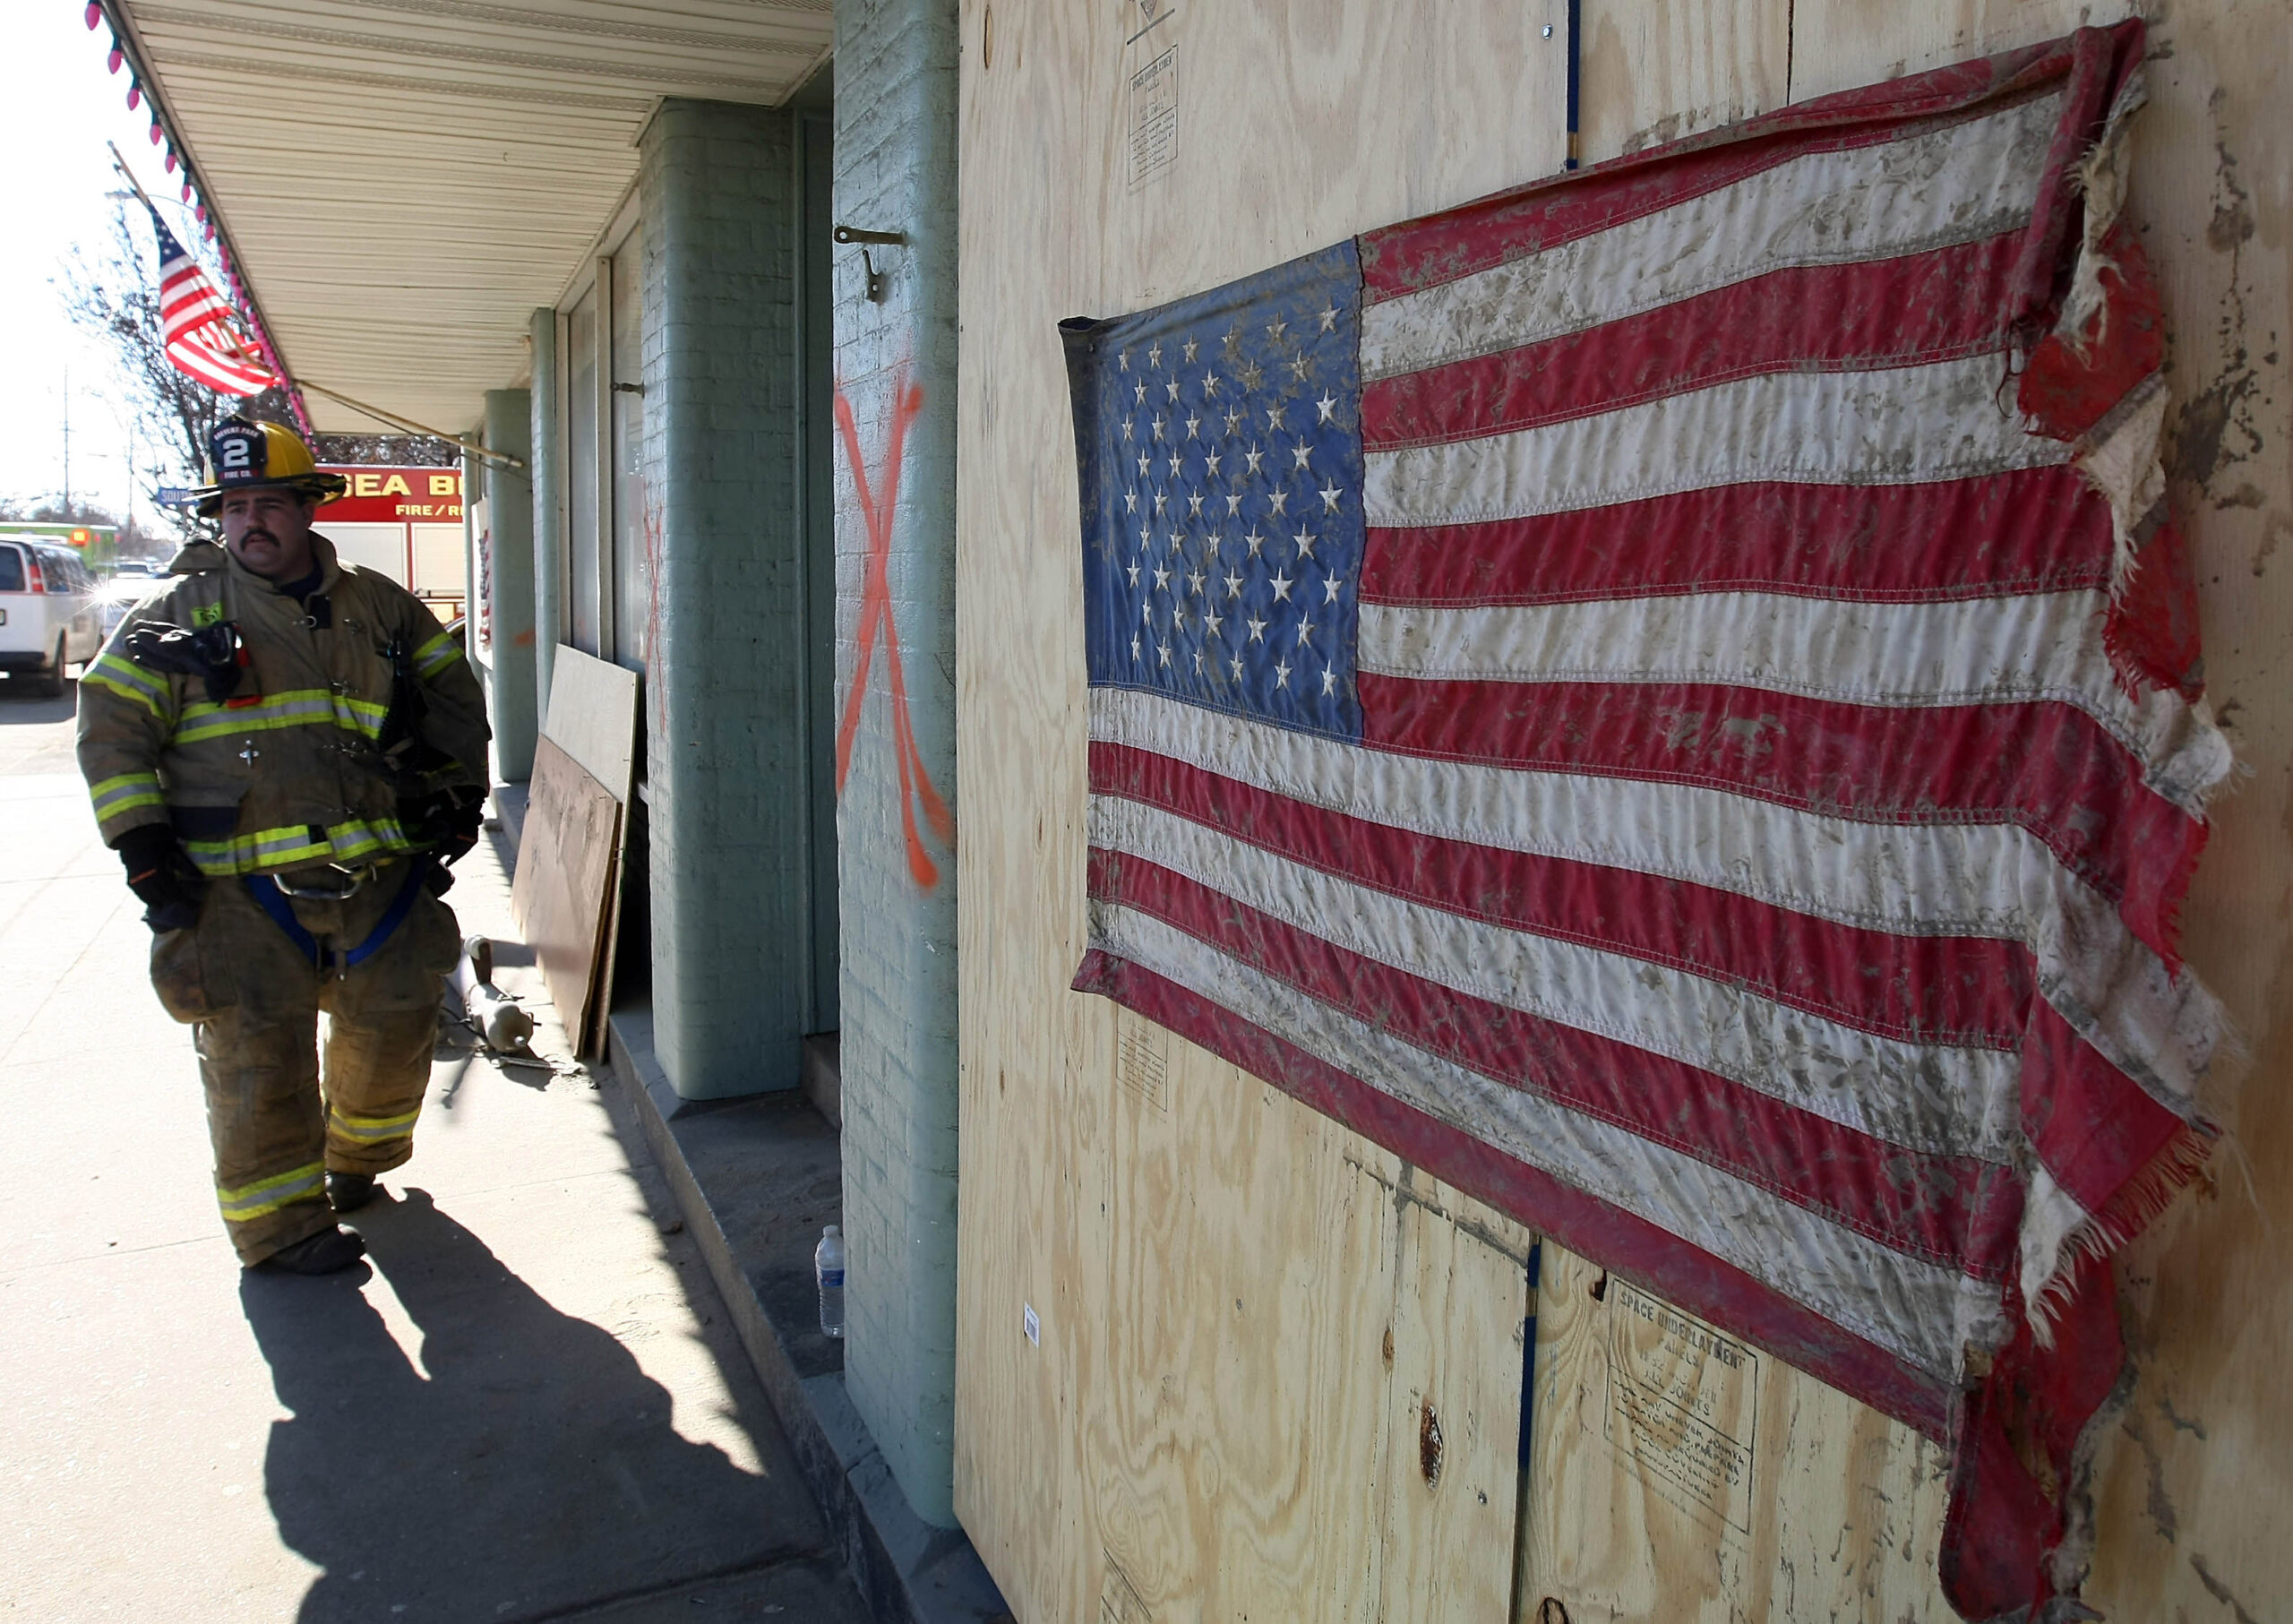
[1,2,217,524]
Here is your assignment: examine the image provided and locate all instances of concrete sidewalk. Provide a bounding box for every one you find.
[0,686,867,1621]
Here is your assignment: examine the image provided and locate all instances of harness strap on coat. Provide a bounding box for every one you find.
[241,857,433,973]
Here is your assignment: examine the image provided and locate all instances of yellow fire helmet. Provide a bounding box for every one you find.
[191,415,349,518]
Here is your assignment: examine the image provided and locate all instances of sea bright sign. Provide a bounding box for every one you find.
[318,466,463,524]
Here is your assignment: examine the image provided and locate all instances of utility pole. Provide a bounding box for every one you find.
[62,366,72,518]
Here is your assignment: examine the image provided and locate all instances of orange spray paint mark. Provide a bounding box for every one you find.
[834,372,952,889]
[641,494,668,739]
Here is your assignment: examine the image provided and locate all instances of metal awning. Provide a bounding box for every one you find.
[101,0,832,434]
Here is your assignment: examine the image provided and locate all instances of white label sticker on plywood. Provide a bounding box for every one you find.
[1024,1302,1042,1346]
[1129,46,1179,190]
[1602,1281,1758,1534]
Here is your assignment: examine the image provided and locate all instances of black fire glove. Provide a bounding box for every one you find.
[400,786,485,893]
[114,824,207,933]
[121,621,249,706]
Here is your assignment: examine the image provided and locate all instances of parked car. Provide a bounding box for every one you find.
[0,537,104,697]
[96,569,164,641]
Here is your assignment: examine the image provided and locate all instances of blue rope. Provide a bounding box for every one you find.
[242,856,432,973]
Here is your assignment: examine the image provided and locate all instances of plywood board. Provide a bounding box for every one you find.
[954,3,1563,1614]
[510,735,621,1051]
[1516,1242,1953,1621]
[1373,1164,1533,1624]
[539,642,639,1052]
[1576,0,1790,164]
[541,642,639,802]
[959,1,2293,1620]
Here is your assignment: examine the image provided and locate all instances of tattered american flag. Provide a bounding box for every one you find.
[1061,23,2226,1619]
[150,206,278,398]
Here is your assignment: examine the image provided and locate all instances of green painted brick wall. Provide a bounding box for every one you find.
[834,0,965,1531]
[640,99,813,1100]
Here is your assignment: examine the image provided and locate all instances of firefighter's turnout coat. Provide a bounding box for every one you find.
[79,533,486,872]
[76,533,490,1264]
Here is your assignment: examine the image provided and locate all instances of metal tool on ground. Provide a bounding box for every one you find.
[452,933,535,1053]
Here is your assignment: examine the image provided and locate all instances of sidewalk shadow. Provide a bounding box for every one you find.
[0,687,76,722]
[239,1189,818,1622]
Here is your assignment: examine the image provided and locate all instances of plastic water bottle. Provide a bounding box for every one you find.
[815,1224,846,1338]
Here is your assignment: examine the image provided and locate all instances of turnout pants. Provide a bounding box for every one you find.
[149,858,460,1266]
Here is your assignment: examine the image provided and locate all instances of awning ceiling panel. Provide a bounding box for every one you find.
[114,0,833,434]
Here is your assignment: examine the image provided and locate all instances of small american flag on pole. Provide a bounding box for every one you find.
[1061,23,2224,1618]
[150,205,278,398]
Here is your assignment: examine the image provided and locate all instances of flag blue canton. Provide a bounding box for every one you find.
[1063,241,1365,742]
[151,211,192,267]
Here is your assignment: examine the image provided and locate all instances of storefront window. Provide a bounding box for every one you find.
[566,286,601,656]
[610,235,648,671]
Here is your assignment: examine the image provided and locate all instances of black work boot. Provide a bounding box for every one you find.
[258,1226,368,1276]
[326,1171,379,1213]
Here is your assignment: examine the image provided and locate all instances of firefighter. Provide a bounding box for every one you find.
[77,416,491,1275]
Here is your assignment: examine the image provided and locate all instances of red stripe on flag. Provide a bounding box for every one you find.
[1358,675,2203,965]
[1357,32,2092,301]
[2020,995,2206,1227]
[1362,236,2022,448]
[1360,468,2114,606]
[1092,848,2024,1276]
[1073,945,1957,1441]
[1089,741,2033,1047]
[167,332,275,396]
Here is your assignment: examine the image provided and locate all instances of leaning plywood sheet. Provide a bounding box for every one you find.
[541,644,639,802]
[532,644,640,1055]
[511,735,621,1053]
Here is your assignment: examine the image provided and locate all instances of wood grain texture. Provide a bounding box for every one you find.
[958,1,2290,1620]
[953,1,1560,1616]
[539,642,639,800]
[510,735,621,1049]
[1577,0,1790,164]
[536,644,636,1057]
[1374,1164,1533,1624]
[1518,1242,1953,1621]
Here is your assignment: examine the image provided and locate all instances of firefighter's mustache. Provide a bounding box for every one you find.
[238,528,278,546]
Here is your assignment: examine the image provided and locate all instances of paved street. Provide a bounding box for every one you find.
[0,679,866,1622]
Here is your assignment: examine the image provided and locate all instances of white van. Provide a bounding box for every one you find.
[0,537,103,697]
